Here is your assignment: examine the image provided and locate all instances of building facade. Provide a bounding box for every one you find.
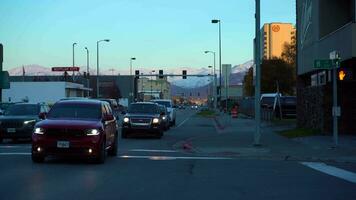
[137,77,171,100]
[297,0,356,134]
[261,23,296,60]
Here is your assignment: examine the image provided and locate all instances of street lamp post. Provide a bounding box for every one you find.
[211,19,222,108]
[96,39,110,98]
[130,57,136,76]
[204,50,217,109]
[150,70,155,99]
[85,47,90,97]
[72,42,77,79]
[130,57,136,103]
[254,0,261,146]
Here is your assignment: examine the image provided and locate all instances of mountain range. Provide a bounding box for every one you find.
[6,60,253,89]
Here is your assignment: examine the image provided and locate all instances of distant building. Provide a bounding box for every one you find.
[261,23,296,60]
[2,82,90,104]
[138,77,171,100]
[297,0,356,134]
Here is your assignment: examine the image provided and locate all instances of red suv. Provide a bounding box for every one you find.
[31,99,118,163]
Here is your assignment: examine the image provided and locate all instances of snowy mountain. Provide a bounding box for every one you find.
[7,60,254,88]
[231,60,254,74]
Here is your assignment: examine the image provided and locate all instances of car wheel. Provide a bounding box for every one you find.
[95,141,106,164]
[31,154,45,163]
[156,130,163,139]
[108,132,118,156]
[121,130,129,138]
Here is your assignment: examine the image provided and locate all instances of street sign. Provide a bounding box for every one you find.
[314,59,338,69]
[0,71,10,89]
[52,67,80,72]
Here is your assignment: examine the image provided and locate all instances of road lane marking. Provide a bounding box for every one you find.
[128,149,178,153]
[0,145,31,148]
[119,155,233,160]
[176,116,191,128]
[301,162,356,184]
[0,152,31,155]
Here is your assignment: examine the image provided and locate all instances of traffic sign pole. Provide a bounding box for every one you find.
[331,54,340,147]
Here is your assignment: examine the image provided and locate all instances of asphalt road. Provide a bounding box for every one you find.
[0,109,356,200]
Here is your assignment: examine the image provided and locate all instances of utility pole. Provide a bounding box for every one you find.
[0,44,3,101]
[254,0,261,146]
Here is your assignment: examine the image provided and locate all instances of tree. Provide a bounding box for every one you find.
[281,41,296,66]
[243,67,254,96]
[261,59,295,95]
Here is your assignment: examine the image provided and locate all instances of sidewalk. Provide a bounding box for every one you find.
[184,112,356,163]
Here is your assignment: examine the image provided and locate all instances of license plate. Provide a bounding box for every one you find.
[57,141,70,148]
[7,128,16,133]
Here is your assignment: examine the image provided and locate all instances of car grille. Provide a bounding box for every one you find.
[45,128,86,137]
[130,118,151,125]
[1,121,24,128]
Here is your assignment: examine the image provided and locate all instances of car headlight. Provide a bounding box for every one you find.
[123,117,130,123]
[24,120,36,125]
[152,118,160,124]
[34,127,44,135]
[86,129,100,136]
[162,116,166,120]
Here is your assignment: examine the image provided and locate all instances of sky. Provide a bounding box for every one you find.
[0,0,295,73]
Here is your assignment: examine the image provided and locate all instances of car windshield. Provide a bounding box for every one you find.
[261,97,275,105]
[153,101,172,108]
[128,104,159,114]
[4,104,38,116]
[47,104,101,119]
[283,97,296,105]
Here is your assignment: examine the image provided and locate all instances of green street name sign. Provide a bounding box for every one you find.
[314,59,339,69]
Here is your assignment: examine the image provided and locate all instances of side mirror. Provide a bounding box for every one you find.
[38,112,47,120]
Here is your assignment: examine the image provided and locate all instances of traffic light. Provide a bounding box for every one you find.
[159,70,164,79]
[135,70,140,79]
[338,68,353,81]
[182,70,187,79]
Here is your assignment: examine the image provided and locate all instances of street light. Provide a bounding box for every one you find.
[211,19,222,108]
[129,57,136,103]
[150,70,155,99]
[85,47,90,97]
[204,50,217,109]
[130,57,136,76]
[254,0,261,146]
[72,42,77,78]
[96,39,110,98]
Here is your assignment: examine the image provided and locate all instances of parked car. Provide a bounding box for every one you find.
[31,99,118,163]
[158,104,170,131]
[151,99,176,126]
[260,93,282,109]
[276,96,297,118]
[121,102,164,138]
[0,103,50,143]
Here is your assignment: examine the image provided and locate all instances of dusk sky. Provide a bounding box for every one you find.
[0,0,295,72]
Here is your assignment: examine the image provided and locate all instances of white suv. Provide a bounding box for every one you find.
[151,99,176,126]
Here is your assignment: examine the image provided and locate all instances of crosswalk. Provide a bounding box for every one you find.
[1,143,356,184]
